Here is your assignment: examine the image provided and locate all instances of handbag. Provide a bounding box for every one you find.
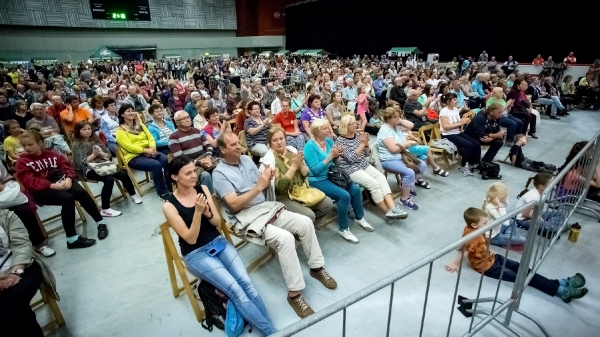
[399,144,421,173]
[87,159,119,177]
[288,183,326,207]
[328,163,352,189]
[0,181,28,209]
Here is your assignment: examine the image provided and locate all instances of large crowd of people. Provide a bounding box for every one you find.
[0,51,598,336]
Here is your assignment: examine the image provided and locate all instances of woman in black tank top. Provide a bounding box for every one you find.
[162,157,276,336]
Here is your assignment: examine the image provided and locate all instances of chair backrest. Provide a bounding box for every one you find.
[238,130,249,153]
[115,147,127,168]
[462,110,475,119]
[211,194,234,244]
[418,123,441,144]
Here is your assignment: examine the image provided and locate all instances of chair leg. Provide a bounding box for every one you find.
[129,168,146,197]
[443,152,451,170]
[41,284,65,326]
[394,174,401,186]
[34,212,48,239]
[75,202,87,223]
[162,234,180,298]
[173,252,204,322]
[81,181,101,211]
[115,180,128,200]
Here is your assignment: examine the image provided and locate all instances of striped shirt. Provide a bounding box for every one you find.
[168,127,213,159]
[335,134,369,175]
[376,124,405,161]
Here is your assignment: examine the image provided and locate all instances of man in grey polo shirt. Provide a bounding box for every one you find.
[212,131,337,319]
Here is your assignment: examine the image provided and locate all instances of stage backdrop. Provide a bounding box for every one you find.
[285,0,596,64]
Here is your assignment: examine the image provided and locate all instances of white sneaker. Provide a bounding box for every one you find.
[100,208,122,217]
[37,245,56,257]
[459,166,474,176]
[385,206,409,220]
[131,194,143,204]
[338,229,359,243]
[354,218,374,232]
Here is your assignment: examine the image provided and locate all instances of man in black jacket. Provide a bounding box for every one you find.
[464,102,504,162]
[389,76,407,106]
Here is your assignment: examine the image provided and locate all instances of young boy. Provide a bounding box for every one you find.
[507,134,557,174]
[445,207,588,303]
[369,110,382,128]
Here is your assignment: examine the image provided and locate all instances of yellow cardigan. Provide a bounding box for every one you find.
[116,124,156,165]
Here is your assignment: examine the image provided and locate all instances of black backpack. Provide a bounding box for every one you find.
[197,280,228,331]
[479,161,502,180]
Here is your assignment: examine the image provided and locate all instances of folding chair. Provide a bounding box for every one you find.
[238,130,251,156]
[81,178,128,211]
[419,124,456,170]
[38,201,87,236]
[31,283,65,334]
[116,147,154,197]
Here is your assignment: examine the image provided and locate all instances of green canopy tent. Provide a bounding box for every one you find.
[303,49,329,57]
[387,47,422,57]
[291,50,309,56]
[31,58,58,66]
[259,51,273,57]
[275,49,290,56]
[90,46,122,60]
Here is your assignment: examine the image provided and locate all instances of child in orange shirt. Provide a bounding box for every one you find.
[445,207,588,303]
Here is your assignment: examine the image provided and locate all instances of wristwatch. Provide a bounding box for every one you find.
[10,268,24,277]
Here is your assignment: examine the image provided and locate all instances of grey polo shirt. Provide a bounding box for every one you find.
[213,155,265,218]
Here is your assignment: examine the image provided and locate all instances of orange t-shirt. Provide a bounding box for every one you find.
[60,107,93,133]
[463,226,495,273]
[274,111,297,133]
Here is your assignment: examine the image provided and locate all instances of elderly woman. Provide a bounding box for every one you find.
[299,95,335,140]
[507,79,537,138]
[147,103,175,155]
[273,98,305,151]
[335,115,408,220]
[193,99,208,130]
[304,119,372,243]
[266,127,333,223]
[0,210,59,337]
[244,101,271,157]
[377,107,429,211]
[207,88,228,120]
[226,84,241,115]
[116,104,172,200]
[487,87,520,146]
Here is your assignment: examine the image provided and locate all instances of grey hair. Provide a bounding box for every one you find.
[173,110,189,121]
[190,91,200,98]
[30,102,44,110]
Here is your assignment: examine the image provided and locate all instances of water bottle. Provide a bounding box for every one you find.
[568,223,581,243]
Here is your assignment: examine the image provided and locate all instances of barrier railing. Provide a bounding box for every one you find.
[269,131,600,337]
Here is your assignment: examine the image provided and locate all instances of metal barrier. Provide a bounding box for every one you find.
[269,131,600,337]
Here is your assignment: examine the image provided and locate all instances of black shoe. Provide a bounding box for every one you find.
[556,112,566,116]
[550,116,561,120]
[160,192,172,202]
[97,224,109,240]
[564,111,570,115]
[528,133,539,139]
[67,236,97,249]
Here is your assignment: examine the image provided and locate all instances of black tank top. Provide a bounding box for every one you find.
[167,187,220,256]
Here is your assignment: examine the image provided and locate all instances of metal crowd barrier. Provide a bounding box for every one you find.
[269,131,600,337]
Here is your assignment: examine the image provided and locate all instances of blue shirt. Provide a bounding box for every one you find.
[304,138,334,183]
[471,80,484,97]
[213,155,264,220]
[450,89,466,108]
[342,86,358,101]
[373,79,385,95]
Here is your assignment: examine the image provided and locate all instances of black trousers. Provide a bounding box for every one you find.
[9,203,45,247]
[32,183,103,238]
[511,113,536,135]
[0,261,44,337]
[86,170,136,210]
[484,254,559,297]
[479,138,503,162]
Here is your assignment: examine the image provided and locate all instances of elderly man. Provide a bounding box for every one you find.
[464,102,504,164]
[122,86,149,112]
[213,131,336,319]
[403,89,433,131]
[389,76,407,107]
[46,95,67,128]
[59,95,94,134]
[184,91,202,120]
[168,110,214,192]
[13,84,33,106]
[270,88,286,114]
[27,103,71,155]
[470,74,486,108]
[262,82,277,109]
[450,80,467,109]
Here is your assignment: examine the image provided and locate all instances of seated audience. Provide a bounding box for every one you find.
[290,88,303,118]
[201,108,222,154]
[226,84,241,115]
[192,99,208,130]
[3,120,25,165]
[325,91,343,133]
[528,77,564,119]
[213,131,337,318]
[269,88,286,116]
[60,95,94,134]
[168,87,185,113]
[515,174,566,235]
[100,98,120,154]
[403,89,432,131]
[300,95,334,140]
[463,102,504,163]
[265,127,333,223]
[390,76,408,107]
[148,103,175,155]
[244,101,271,157]
[507,79,537,138]
[487,87,520,147]
[162,156,276,336]
[335,115,408,220]
[273,98,305,151]
[234,99,251,135]
[482,182,526,248]
[116,104,172,200]
[72,120,142,217]
[304,119,372,243]
[207,88,228,120]
[15,129,107,248]
[46,95,67,129]
[0,210,60,336]
[11,100,33,129]
[184,92,202,120]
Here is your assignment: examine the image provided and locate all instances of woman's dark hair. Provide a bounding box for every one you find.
[290,88,298,94]
[72,120,103,146]
[511,79,525,91]
[204,107,218,119]
[440,93,457,104]
[210,88,219,96]
[438,82,448,94]
[103,97,116,109]
[307,94,321,107]
[117,103,134,124]
[247,101,260,112]
[168,156,193,185]
[423,84,433,97]
[560,141,589,171]
[517,173,553,199]
[150,103,163,115]
[90,94,104,108]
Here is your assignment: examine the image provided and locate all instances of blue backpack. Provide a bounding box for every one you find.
[225,300,250,337]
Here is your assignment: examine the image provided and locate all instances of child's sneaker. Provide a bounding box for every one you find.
[100,208,122,217]
[459,166,474,176]
[399,198,419,210]
[565,273,586,289]
[558,287,588,303]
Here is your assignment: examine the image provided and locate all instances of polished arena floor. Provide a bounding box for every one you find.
[40,109,600,337]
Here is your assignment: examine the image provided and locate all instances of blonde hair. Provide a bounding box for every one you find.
[492,87,504,95]
[310,118,329,137]
[338,115,355,134]
[482,182,508,210]
[381,107,397,122]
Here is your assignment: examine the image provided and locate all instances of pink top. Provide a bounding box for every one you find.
[357,93,368,115]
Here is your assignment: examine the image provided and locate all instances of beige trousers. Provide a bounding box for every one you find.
[349,165,391,204]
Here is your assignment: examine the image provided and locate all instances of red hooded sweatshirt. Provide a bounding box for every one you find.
[15,150,76,192]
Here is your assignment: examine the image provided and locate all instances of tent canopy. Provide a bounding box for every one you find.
[32,58,58,65]
[90,46,122,60]
[387,47,422,56]
[303,49,329,56]
[275,49,290,56]
[259,51,272,57]
[291,50,308,56]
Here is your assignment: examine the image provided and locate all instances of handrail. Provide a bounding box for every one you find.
[268,201,538,337]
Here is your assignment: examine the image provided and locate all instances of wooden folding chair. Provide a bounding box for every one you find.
[238,130,251,156]
[31,283,65,334]
[116,147,154,197]
[81,178,128,211]
[38,201,87,236]
[418,124,456,170]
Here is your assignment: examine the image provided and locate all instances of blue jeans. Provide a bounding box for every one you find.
[515,209,566,232]
[128,153,172,197]
[195,170,214,194]
[286,134,305,151]
[184,236,276,336]
[490,220,526,247]
[535,97,564,117]
[500,115,523,143]
[380,159,427,187]
[310,179,364,231]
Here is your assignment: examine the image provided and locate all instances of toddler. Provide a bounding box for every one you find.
[507,134,557,174]
[482,182,526,249]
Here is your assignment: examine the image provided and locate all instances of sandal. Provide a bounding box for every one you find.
[415,179,431,189]
[433,168,449,177]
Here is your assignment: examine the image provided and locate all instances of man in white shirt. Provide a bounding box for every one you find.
[270,88,285,114]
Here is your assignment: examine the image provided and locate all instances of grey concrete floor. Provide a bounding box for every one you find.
[39,110,600,337]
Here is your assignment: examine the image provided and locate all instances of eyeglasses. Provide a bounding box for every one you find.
[175,116,191,122]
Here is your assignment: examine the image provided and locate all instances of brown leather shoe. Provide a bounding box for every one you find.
[310,268,338,289]
[287,294,315,318]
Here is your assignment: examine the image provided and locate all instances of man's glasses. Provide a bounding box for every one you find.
[175,116,191,122]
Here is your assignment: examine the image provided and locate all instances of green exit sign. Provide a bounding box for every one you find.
[111,13,126,19]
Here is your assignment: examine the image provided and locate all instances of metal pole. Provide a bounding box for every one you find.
[342,308,346,337]
[419,263,433,337]
[446,246,466,337]
[386,283,394,337]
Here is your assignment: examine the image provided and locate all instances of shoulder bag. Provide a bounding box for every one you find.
[398,144,421,173]
[288,183,326,207]
[328,163,352,189]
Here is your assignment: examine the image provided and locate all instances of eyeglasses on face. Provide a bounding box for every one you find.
[175,116,191,122]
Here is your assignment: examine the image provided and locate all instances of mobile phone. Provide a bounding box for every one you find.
[207,240,226,257]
